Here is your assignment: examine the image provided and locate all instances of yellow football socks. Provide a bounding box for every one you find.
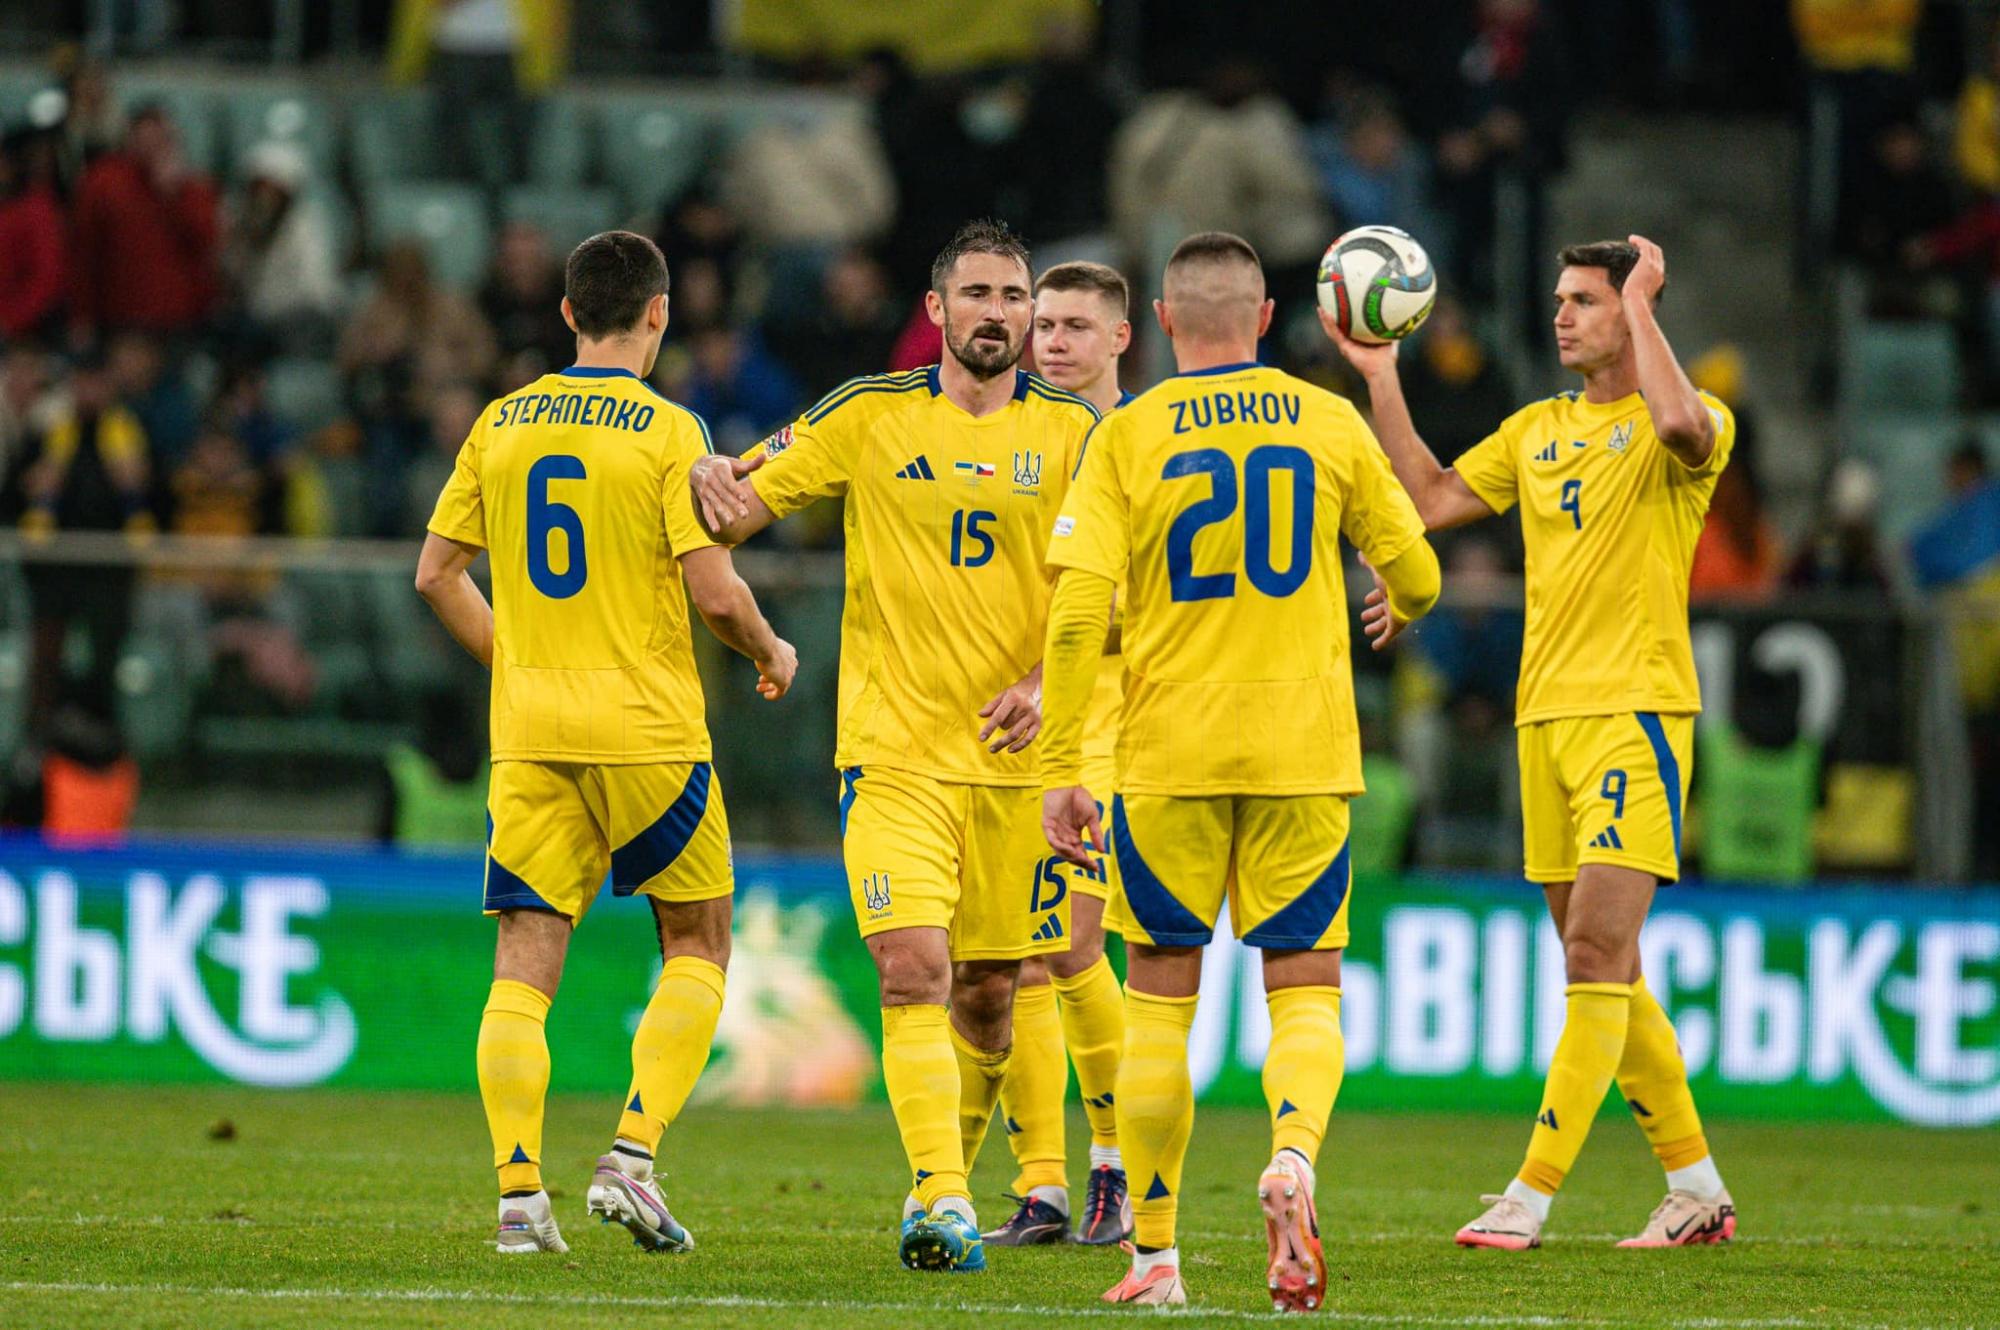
[1617,976,1711,1171]
[478,979,552,1195]
[1518,981,1632,1195]
[1051,956,1125,1150]
[949,1019,1011,1175]
[617,956,727,1154]
[880,1003,968,1211]
[999,981,1069,1193]
[1118,989,1198,1250]
[1263,985,1344,1167]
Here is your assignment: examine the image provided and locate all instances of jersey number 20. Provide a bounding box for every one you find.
[1164,445,1315,602]
[527,454,588,598]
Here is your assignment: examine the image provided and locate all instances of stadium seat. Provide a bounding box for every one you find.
[595,98,708,216]
[117,80,224,174]
[264,357,344,434]
[1839,412,1955,539]
[347,91,439,185]
[367,181,491,290]
[115,631,195,761]
[527,94,594,187]
[1842,321,1961,414]
[222,86,338,181]
[502,185,621,254]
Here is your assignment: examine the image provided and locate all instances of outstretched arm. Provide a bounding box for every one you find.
[689,451,778,545]
[414,533,493,667]
[1621,235,1714,470]
[1322,310,1497,531]
[681,545,796,699]
[1039,569,1117,868]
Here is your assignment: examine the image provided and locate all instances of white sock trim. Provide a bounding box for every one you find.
[1504,1178,1553,1224]
[1028,1183,1070,1215]
[933,1194,976,1226]
[1089,1143,1123,1171]
[1666,1155,1724,1200]
[1133,1244,1179,1274]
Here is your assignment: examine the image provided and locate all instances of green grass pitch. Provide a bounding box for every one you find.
[2,1084,1995,1328]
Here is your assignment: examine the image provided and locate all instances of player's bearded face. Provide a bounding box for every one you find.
[939,257,1031,380]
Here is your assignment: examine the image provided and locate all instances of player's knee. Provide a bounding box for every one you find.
[652,896,732,968]
[873,941,949,1007]
[1562,932,1631,983]
[1048,935,1103,980]
[951,962,1019,1039]
[1018,954,1052,988]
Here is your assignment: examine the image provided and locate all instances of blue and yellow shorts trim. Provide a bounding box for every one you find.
[1101,793,1351,950]
[484,759,733,921]
[1518,711,1692,885]
[838,765,1069,962]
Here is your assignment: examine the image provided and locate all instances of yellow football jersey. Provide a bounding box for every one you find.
[428,366,719,764]
[1452,388,1736,725]
[750,365,1098,785]
[1046,362,1428,797]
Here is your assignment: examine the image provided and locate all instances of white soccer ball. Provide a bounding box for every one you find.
[1316,225,1438,345]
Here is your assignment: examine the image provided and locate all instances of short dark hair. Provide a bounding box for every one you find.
[565,230,669,337]
[1166,230,1263,275]
[1035,261,1130,319]
[1557,239,1662,304]
[930,218,1031,294]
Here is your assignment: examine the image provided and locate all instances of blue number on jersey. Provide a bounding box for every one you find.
[1560,478,1583,530]
[526,454,588,598]
[1243,445,1315,597]
[1600,768,1627,819]
[1164,445,1315,602]
[1163,448,1238,601]
[949,509,997,567]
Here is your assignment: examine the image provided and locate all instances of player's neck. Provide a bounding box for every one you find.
[938,354,1019,418]
[1579,357,1640,404]
[1172,340,1258,375]
[1074,364,1124,414]
[570,338,651,379]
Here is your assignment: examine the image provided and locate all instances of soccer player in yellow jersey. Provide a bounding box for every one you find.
[1330,236,1740,1250]
[688,220,1099,1273]
[1041,232,1441,1308]
[985,261,1137,1248]
[414,231,797,1256]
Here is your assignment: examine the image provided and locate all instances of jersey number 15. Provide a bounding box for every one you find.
[1164,445,1315,602]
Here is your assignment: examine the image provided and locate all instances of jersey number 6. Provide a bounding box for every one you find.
[527,454,588,598]
[1164,445,1315,602]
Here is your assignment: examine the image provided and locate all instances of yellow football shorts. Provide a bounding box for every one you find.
[1518,712,1693,885]
[484,759,733,921]
[1102,793,1352,950]
[839,765,1069,961]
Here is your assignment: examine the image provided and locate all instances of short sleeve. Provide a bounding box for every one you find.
[427,423,486,548]
[1045,416,1130,581]
[663,420,722,560]
[1452,417,1521,516]
[1338,410,1429,569]
[748,414,859,519]
[1670,395,1736,480]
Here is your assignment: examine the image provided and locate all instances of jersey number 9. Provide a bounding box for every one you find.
[527,454,588,598]
[1164,445,1315,602]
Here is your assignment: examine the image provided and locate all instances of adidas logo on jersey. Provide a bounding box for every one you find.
[1588,825,1624,850]
[895,456,937,480]
[1030,913,1065,942]
[1534,441,1560,463]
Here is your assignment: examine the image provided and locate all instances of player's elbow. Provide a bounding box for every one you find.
[413,565,450,601]
[688,571,750,626]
